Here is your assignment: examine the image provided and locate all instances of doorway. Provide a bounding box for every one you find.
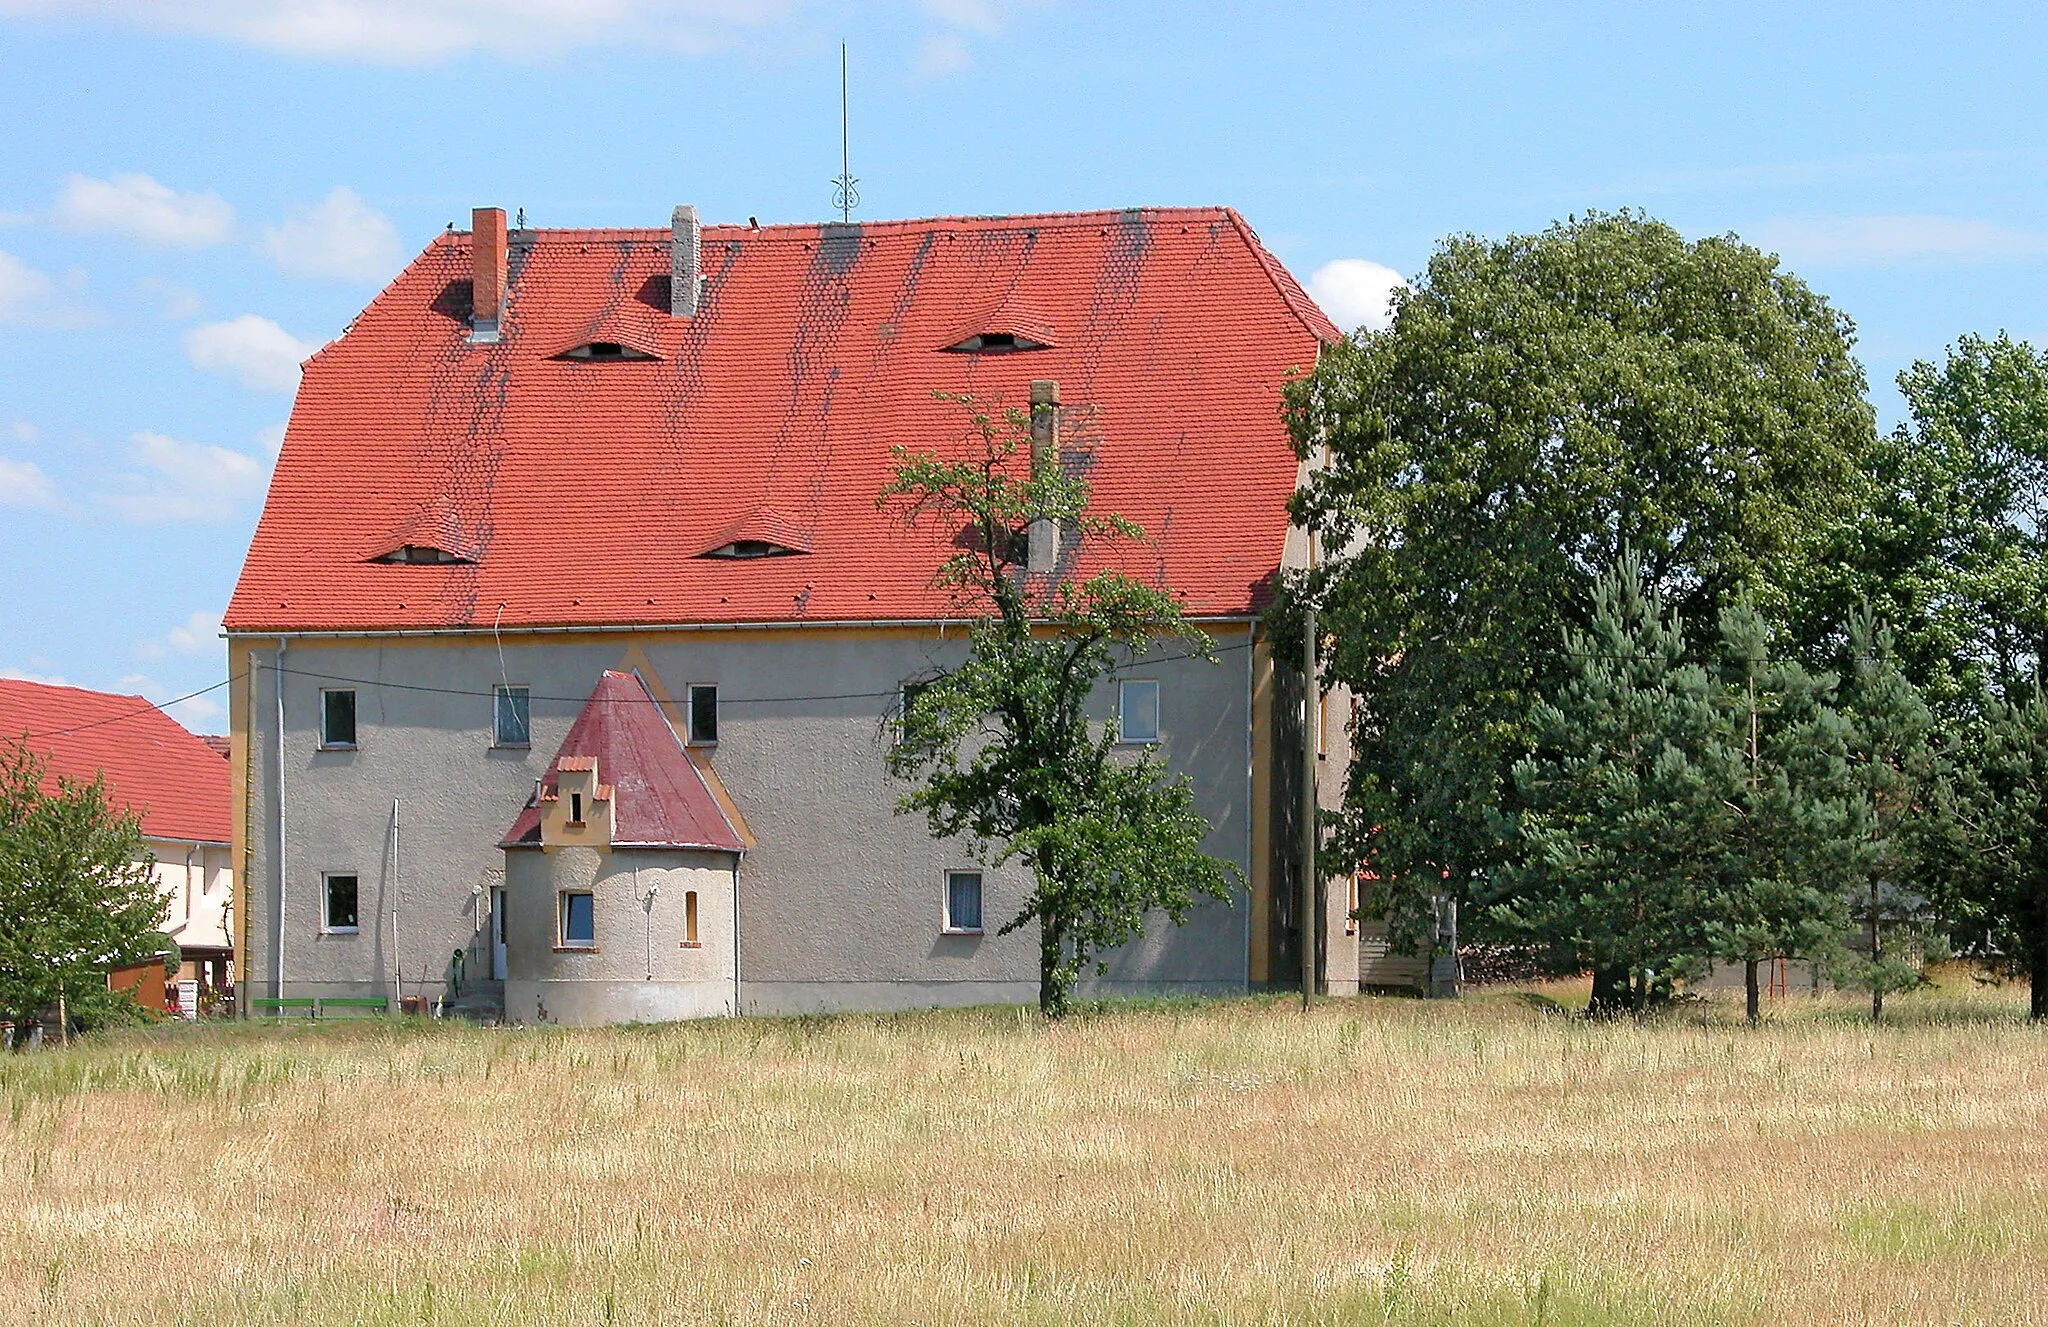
[490,886,508,980]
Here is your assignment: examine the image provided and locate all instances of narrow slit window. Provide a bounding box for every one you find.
[1118,679,1160,744]
[493,684,530,747]
[688,684,719,744]
[684,891,700,946]
[896,680,931,745]
[569,791,584,825]
[945,870,984,934]
[559,891,595,948]
[323,873,359,932]
[320,689,357,749]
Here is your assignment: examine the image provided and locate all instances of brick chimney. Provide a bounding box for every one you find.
[471,206,507,344]
[1028,379,1060,574]
[671,205,700,317]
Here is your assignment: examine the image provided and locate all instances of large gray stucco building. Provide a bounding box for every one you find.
[224,203,1420,1022]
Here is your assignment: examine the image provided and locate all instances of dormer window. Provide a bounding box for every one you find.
[372,544,474,565]
[558,341,657,361]
[941,331,1049,355]
[698,539,803,560]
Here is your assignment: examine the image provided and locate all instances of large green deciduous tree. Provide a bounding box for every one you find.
[1933,694,2048,1019]
[1284,211,1876,953]
[880,394,1240,1018]
[1801,334,2048,714]
[0,741,167,1040]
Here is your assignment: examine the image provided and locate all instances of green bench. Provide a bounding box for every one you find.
[250,996,391,1019]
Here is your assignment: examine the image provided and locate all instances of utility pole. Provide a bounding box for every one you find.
[1301,608,1318,1010]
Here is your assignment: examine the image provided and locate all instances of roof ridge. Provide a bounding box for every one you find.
[1221,207,1343,346]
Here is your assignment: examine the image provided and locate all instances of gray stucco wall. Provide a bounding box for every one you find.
[238,624,1254,1016]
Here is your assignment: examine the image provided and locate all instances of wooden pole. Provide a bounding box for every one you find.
[1301,609,1318,1010]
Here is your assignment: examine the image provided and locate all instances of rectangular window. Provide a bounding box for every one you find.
[944,870,984,934]
[493,684,531,747]
[896,680,930,745]
[323,873,359,932]
[559,891,595,948]
[568,791,585,825]
[688,684,719,744]
[1118,679,1160,744]
[683,890,700,946]
[320,689,357,749]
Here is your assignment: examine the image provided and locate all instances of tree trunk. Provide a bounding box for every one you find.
[1587,962,1630,1017]
[57,988,68,1048]
[1745,958,1760,1026]
[1039,919,1071,1019]
[1869,880,1884,1024]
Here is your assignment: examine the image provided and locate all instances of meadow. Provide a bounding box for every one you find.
[2,973,2042,1326]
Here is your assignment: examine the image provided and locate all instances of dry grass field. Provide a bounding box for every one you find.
[2,971,2043,1326]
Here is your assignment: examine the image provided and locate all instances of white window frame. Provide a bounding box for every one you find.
[492,683,531,748]
[686,683,719,745]
[942,869,985,936]
[557,890,596,949]
[1117,678,1160,744]
[318,688,358,750]
[321,872,360,934]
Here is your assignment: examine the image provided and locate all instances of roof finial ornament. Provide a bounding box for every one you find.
[830,42,859,224]
[515,207,527,229]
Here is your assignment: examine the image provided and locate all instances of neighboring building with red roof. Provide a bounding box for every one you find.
[0,679,236,1005]
[225,204,1382,1022]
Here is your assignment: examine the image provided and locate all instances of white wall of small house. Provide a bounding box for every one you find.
[143,838,233,958]
[234,623,1255,1015]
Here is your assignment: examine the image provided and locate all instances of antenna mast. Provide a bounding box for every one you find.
[831,42,859,223]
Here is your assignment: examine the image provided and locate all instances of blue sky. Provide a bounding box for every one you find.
[3,0,2046,731]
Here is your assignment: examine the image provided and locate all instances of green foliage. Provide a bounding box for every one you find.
[1801,335,2048,713]
[1284,210,1877,950]
[1831,612,1949,1019]
[1932,693,2048,1018]
[879,394,1240,1018]
[1498,554,1735,1013]
[0,741,167,1035]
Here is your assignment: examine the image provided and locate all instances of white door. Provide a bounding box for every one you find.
[490,886,508,980]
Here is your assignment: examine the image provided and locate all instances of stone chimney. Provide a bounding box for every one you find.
[1028,379,1060,574]
[471,206,507,344]
[671,205,700,317]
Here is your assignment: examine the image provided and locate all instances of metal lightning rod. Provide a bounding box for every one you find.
[832,42,859,223]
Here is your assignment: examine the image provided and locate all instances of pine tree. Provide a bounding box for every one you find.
[1834,610,1945,1021]
[1500,553,1733,1016]
[1707,603,1859,1023]
[1936,694,2048,1018]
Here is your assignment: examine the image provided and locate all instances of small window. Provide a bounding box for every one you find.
[323,873,359,932]
[320,689,357,749]
[896,680,931,745]
[683,890,700,946]
[1118,679,1160,744]
[568,791,585,825]
[559,891,595,948]
[944,870,984,934]
[688,684,718,745]
[493,684,531,747]
[371,544,472,565]
[941,332,1049,354]
[558,341,656,361]
[697,539,803,560]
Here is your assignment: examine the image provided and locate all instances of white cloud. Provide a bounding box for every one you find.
[921,0,1005,34]
[1308,258,1408,335]
[0,457,61,510]
[0,0,801,65]
[51,172,234,247]
[915,32,971,76]
[0,249,94,327]
[131,276,205,321]
[263,186,404,283]
[138,610,224,661]
[1753,215,2048,267]
[0,667,70,686]
[10,420,38,443]
[256,421,287,456]
[116,672,224,730]
[184,315,317,393]
[96,430,270,523]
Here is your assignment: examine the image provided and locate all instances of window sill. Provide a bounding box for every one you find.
[679,941,704,949]
[553,945,598,953]
[316,743,358,753]
[491,742,531,751]
[940,927,985,937]
[1115,739,1160,748]
[320,927,360,936]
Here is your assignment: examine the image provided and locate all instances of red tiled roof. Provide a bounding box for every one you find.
[226,207,1336,634]
[0,679,232,844]
[501,671,744,852]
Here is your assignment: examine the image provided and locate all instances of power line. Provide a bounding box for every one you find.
[7,676,238,742]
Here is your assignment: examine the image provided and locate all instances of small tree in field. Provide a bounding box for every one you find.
[880,393,1240,1018]
[0,741,167,1042]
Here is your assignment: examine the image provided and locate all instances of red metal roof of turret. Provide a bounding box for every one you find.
[0,679,231,844]
[501,670,744,852]
[225,207,1336,635]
